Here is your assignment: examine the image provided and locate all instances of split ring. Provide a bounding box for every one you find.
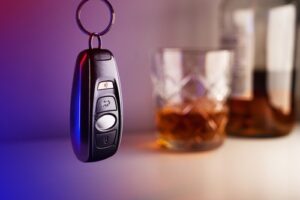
[76,0,115,37]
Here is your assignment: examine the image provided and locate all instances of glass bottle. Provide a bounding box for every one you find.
[220,0,298,137]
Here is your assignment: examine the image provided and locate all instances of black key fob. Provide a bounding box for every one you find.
[70,49,123,162]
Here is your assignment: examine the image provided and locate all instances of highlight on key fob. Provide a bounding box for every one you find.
[70,0,123,162]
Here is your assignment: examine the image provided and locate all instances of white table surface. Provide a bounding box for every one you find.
[1,126,300,200]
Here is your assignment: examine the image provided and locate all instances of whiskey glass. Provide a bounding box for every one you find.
[152,48,233,151]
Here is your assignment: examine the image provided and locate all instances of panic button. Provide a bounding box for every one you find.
[98,81,114,90]
[96,131,117,148]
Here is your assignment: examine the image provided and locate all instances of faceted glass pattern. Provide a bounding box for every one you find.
[152,49,233,151]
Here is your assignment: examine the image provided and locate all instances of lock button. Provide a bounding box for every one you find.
[97,96,117,113]
[96,131,117,148]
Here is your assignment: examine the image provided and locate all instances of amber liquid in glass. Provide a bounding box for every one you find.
[227,70,296,137]
[156,98,228,150]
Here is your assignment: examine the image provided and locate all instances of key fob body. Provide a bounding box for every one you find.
[70,49,123,162]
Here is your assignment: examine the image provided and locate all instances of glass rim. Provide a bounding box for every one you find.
[156,47,234,54]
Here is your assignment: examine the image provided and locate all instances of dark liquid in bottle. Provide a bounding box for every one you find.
[227,70,296,137]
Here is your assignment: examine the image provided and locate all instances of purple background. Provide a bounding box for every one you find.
[0,0,299,141]
[0,1,300,199]
[0,0,220,140]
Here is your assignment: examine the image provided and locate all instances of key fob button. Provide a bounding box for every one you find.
[94,52,112,61]
[95,114,116,131]
[96,131,117,148]
[98,81,114,90]
[97,96,117,113]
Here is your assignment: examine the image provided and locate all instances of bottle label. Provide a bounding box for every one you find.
[231,9,255,100]
[267,4,296,115]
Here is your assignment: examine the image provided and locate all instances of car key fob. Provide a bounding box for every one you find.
[70,49,123,162]
[70,0,122,162]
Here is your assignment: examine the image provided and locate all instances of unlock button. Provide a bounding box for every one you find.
[97,96,117,113]
[96,131,116,148]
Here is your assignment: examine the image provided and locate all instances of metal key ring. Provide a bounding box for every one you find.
[76,0,115,36]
